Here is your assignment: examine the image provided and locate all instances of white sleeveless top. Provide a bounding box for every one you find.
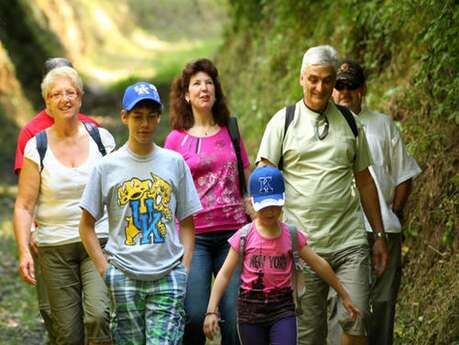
[24,127,115,246]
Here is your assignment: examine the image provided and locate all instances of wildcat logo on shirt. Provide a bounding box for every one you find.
[117,174,172,246]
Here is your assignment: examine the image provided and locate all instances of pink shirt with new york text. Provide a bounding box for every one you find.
[164,127,250,234]
[229,222,308,293]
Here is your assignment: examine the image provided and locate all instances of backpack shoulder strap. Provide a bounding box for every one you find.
[227,117,246,195]
[287,224,304,315]
[83,122,107,156]
[238,223,252,267]
[336,104,358,138]
[35,130,48,172]
[278,104,296,170]
[287,224,302,270]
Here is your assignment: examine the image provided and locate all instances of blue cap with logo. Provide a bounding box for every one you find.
[122,81,162,111]
[249,166,285,211]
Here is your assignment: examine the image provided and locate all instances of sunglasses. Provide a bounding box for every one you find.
[335,82,360,91]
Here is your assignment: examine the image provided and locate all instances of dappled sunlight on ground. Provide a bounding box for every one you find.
[0,187,47,344]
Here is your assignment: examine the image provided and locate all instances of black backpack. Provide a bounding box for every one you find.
[35,122,107,172]
[227,116,247,195]
[278,103,358,170]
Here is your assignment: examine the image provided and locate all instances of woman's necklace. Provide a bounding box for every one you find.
[190,123,219,137]
[202,124,215,136]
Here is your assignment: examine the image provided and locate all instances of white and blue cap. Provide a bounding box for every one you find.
[249,166,285,211]
[122,81,162,111]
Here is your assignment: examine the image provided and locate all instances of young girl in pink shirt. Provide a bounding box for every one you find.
[203,166,359,345]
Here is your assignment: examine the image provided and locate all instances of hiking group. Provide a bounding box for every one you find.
[12,44,420,345]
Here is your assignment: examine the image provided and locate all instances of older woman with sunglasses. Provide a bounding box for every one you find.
[13,66,115,345]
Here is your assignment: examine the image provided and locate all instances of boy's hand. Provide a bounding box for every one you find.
[97,261,109,279]
[203,314,220,340]
[342,297,360,321]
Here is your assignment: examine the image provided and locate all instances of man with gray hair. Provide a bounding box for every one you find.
[256,45,389,344]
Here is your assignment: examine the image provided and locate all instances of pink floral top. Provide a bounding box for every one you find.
[164,127,250,234]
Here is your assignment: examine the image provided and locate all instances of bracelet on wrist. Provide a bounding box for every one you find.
[204,311,220,318]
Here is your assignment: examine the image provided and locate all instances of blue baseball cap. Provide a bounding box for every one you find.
[249,166,285,211]
[122,82,161,111]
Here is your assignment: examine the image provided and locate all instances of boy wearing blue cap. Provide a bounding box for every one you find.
[203,166,359,345]
[79,82,202,345]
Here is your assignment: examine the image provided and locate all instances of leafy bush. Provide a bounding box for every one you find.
[217,0,458,343]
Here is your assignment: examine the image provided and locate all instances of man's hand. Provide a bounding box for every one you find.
[372,237,389,276]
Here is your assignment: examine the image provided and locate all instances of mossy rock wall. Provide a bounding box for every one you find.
[216,1,458,343]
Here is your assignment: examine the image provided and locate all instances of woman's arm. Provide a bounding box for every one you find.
[299,245,359,320]
[179,216,195,272]
[13,159,40,285]
[203,248,240,340]
[79,209,108,277]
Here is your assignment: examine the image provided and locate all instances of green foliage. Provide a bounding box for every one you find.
[0,188,46,344]
[0,105,19,184]
[218,0,458,343]
[0,0,65,109]
[124,0,227,41]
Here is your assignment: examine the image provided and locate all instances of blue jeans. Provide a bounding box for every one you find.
[183,230,241,345]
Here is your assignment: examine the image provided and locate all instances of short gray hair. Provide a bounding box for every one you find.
[41,66,83,100]
[300,45,339,75]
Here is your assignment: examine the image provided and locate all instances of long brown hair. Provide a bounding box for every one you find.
[169,58,230,130]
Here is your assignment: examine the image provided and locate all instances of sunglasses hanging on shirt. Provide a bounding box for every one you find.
[314,114,329,140]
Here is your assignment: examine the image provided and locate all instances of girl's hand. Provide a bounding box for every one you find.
[342,297,360,321]
[203,313,220,340]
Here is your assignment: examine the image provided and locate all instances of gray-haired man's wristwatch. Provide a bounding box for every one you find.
[375,231,388,239]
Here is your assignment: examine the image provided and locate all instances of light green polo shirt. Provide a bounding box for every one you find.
[256,100,372,254]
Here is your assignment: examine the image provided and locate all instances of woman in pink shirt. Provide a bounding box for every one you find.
[165,58,250,345]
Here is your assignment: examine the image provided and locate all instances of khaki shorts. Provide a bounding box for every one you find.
[297,244,370,345]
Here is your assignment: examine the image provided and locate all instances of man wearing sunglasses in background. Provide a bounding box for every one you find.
[330,60,421,345]
[256,45,389,345]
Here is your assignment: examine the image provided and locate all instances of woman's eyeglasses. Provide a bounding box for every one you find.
[49,90,79,101]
